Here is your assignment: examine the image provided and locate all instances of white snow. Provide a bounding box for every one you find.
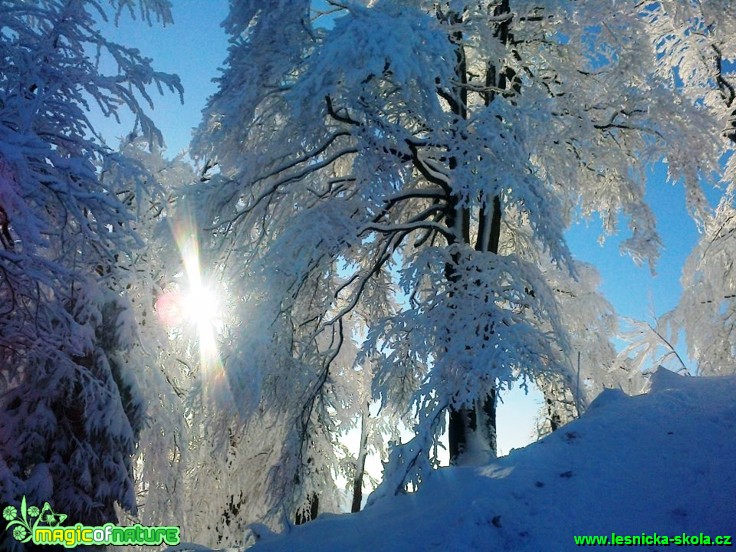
[170,368,736,551]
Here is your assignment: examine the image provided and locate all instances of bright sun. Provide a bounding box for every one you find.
[155,209,232,403]
[153,206,223,336]
[150,209,235,406]
[182,282,220,329]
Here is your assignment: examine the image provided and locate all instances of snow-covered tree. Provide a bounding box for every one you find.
[643,1,736,148]
[672,195,736,375]
[0,0,181,543]
[620,1,736,377]
[101,138,201,537]
[534,259,618,431]
[615,313,688,376]
[190,0,721,532]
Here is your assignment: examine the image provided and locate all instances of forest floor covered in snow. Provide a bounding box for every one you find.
[171,369,736,551]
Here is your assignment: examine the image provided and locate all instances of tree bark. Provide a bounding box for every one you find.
[351,407,370,512]
[448,196,502,464]
[442,0,512,466]
[294,494,319,525]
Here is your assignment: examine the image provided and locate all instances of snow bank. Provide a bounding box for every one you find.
[174,369,736,551]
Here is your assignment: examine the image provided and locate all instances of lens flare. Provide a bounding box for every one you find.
[157,208,232,405]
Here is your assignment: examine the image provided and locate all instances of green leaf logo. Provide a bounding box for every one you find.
[3,497,64,543]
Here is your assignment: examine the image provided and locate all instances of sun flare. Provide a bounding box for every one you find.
[182,281,220,330]
[154,208,233,405]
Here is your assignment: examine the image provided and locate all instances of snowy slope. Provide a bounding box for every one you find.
[172,369,736,551]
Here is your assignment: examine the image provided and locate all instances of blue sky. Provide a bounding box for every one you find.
[94,0,230,156]
[95,2,716,452]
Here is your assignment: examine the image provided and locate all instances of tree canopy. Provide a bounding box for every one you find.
[189,0,726,531]
[2,0,736,549]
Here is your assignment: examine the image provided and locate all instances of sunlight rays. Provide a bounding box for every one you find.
[155,208,233,406]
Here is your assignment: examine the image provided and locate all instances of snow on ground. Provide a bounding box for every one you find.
[172,369,736,551]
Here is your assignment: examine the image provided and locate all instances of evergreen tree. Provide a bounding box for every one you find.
[0,1,181,545]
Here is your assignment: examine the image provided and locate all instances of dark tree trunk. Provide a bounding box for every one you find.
[448,195,502,465]
[442,1,510,466]
[351,408,370,513]
[547,397,563,432]
[448,406,474,464]
[294,493,319,525]
[480,388,498,455]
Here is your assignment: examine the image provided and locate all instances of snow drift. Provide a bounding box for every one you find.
[171,369,736,551]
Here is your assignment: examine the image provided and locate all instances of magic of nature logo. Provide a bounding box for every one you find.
[3,496,180,547]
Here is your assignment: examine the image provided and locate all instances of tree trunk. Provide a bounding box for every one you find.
[547,397,562,432]
[294,493,319,525]
[448,193,502,464]
[480,388,498,455]
[351,407,370,513]
[444,1,509,466]
[448,406,473,464]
